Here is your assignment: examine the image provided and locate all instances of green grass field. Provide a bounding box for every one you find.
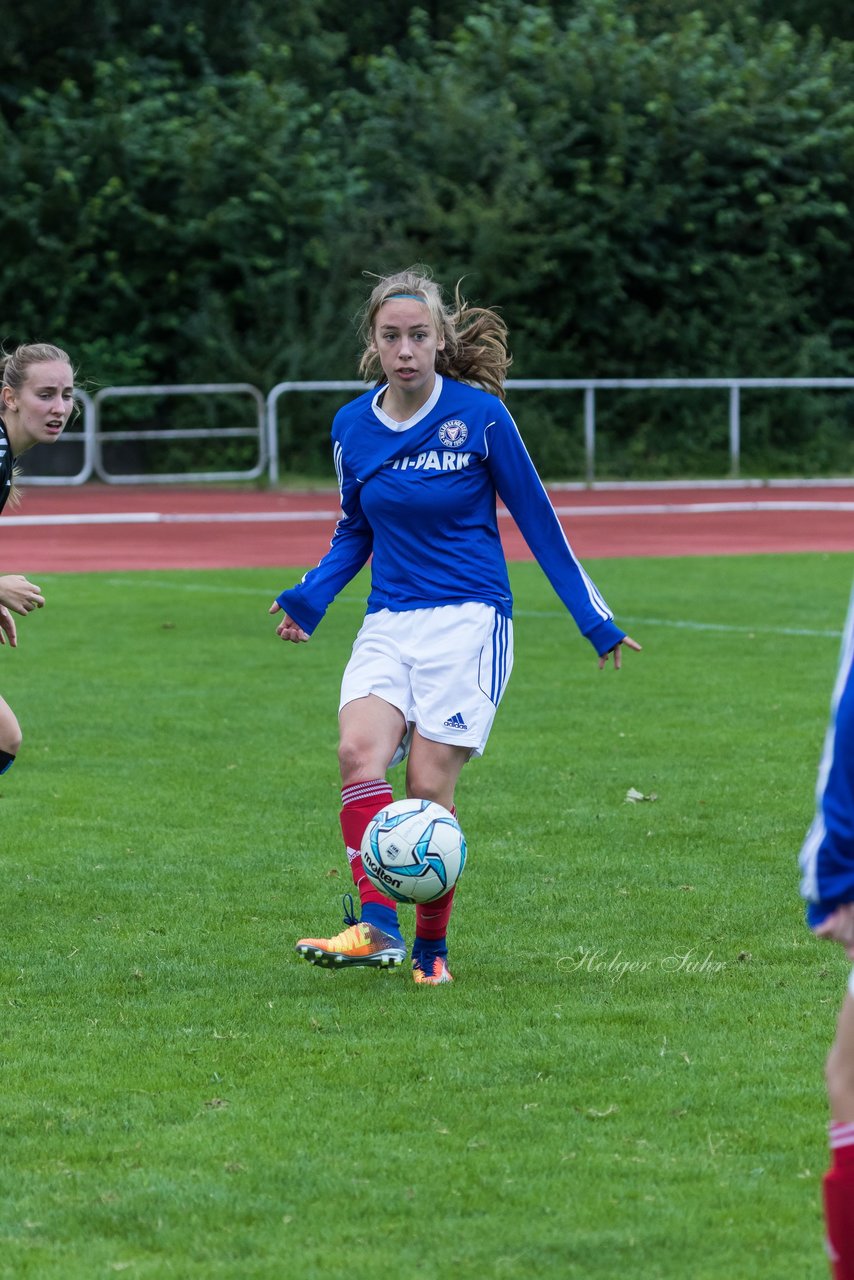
[1,551,852,1278]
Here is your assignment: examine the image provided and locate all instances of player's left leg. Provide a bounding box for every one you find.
[0,695,22,774]
[405,733,468,813]
[825,982,854,1279]
[405,735,469,984]
[403,604,514,985]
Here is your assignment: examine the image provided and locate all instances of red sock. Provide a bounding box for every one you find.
[416,886,456,941]
[415,803,458,943]
[340,779,396,912]
[825,1124,854,1279]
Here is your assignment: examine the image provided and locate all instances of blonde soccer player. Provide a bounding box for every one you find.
[271,267,640,983]
[0,344,76,776]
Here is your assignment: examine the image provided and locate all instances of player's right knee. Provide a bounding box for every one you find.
[338,737,390,783]
[338,739,369,780]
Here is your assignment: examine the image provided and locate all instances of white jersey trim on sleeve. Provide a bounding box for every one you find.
[485,411,613,624]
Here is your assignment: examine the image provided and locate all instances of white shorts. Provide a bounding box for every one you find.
[340,604,514,760]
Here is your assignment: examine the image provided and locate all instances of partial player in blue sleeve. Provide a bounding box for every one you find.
[270,266,641,984]
[0,345,77,779]
[799,582,854,1280]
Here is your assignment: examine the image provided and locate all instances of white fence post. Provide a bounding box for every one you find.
[729,384,741,478]
[583,385,596,485]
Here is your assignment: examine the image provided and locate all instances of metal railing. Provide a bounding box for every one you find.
[92,383,267,484]
[266,381,367,486]
[17,377,854,487]
[505,377,854,483]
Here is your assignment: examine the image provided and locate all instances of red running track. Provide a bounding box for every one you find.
[1,482,853,572]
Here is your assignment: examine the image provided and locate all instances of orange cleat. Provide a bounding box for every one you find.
[412,956,454,985]
[295,920,406,970]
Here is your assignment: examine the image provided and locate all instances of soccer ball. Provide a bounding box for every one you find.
[361,798,467,905]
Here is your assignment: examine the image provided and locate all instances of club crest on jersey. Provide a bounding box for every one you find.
[438,419,468,448]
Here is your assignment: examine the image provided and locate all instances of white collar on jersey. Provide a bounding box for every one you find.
[372,373,443,432]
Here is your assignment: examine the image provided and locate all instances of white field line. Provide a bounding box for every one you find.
[98,578,843,639]
[3,498,854,528]
[0,509,341,527]
[548,501,854,516]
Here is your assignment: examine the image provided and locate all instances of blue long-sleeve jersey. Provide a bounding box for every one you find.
[276,375,625,656]
[800,582,854,928]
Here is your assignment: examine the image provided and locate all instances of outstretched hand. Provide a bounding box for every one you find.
[599,635,642,670]
[268,601,310,643]
[814,902,854,960]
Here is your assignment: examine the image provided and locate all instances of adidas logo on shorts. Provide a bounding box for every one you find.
[443,712,468,731]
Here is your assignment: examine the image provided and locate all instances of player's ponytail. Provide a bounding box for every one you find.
[437,281,511,400]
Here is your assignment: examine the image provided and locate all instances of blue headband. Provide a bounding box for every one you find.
[387,293,426,302]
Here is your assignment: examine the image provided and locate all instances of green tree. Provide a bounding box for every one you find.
[2,0,853,477]
[341,0,854,472]
[756,0,854,40]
